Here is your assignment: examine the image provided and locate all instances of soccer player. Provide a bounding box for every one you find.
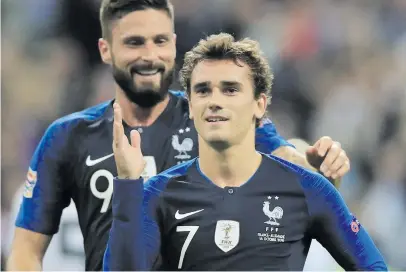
[104,33,387,271]
[7,0,350,270]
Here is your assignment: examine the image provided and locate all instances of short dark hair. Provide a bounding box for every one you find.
[179,33,273,105]
[100,0,174,41]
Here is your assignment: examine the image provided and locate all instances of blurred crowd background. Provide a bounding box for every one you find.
[2,0,406,270]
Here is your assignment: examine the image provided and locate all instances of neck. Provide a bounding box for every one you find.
[198,130,262,188]
[115,85,170,127]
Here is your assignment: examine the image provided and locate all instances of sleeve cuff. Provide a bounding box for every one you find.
[112,178,144,221]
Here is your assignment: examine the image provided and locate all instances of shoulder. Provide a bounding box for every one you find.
[32,101,112,164]
[262,153,331,191]
[144,159,196,193]
[45,101,112,138]
[53,101,112,129]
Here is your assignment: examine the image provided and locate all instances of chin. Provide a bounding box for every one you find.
[203,134,232,150]
[134,82,161,92]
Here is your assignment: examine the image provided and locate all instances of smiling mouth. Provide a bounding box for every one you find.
[205,116,229,123]
[134,69,160,76]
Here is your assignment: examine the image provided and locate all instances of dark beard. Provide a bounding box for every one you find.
[112,63,175,108]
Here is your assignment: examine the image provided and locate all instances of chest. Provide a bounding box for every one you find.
[159,183,310,270]
[70,120,198,212]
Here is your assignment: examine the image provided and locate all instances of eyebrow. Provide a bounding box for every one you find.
[192,81,242,90]
[122,33,171,42]
[193,82,210,91]
[221,81,242,88]
[122,35,144,43]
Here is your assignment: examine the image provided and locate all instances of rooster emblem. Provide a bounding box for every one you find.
[172,135,194,159]
[263,199,283,226]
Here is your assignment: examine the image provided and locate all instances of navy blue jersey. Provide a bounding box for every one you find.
[15,91,291,271]
[104,154,387,271]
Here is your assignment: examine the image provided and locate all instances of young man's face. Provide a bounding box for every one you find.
[188,59,267,148]
[99,9,176,107]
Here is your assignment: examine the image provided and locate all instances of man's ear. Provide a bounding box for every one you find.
[255,93,268,120]
[98,38,112,65]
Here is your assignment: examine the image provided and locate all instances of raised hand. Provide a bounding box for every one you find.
[112,102,146,179]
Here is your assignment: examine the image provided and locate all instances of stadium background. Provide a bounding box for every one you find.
[1,0,405,270]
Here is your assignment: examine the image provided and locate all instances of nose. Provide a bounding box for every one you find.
[208,102,222,112]
[207,88,224,112]
[140,41,158,62]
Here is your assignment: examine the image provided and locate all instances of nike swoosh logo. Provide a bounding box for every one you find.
[86,153,114,166]
[175,209,204,220]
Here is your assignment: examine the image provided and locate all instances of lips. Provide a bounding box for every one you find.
[205,116,229,123]
[131,63,164,77]
[133,68,159,76]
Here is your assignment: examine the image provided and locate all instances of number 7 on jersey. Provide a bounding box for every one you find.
[176,226,199,269]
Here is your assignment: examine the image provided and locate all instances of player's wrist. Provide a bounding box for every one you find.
[116,171,142,180]
[115,176,143,182]
[117,175,131,179]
